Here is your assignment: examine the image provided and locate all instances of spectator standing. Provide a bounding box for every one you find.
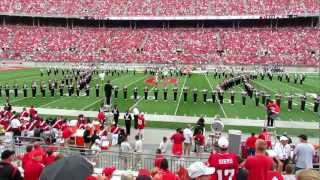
[274,136,291,171]
[134,135,143,166]
[137,112,145,139]
[120,135,132,169]
[97,110,105,125]
[244,139,273,180]
[267,158,284,180]
[183,124,193,156]
[45,149,56,166]
[159,137,169,154]
[194,130,205,156]
[24,152,45,180]
[170,128,185,157]
[154,149,164,168]
[246,133,257,156]
[153,159,178,180]
[0,150,23,180]
[208,137,238,180]
[21,145,33,170]
[293,134,315,172]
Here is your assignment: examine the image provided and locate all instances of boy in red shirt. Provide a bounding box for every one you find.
[154,148,164,168]
[208,137,238,180]
[245,133,257,156]
[267,157,283,180]
[244,139,273,180]
[45,149,56,166]
[170,128,185,157]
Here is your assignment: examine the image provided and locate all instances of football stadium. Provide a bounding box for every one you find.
[0,1,319,180]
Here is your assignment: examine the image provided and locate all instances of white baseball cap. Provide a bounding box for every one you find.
[187,162,215,178]
[95,139,101,144]
[279,136,288,141]
[218,137,229,148]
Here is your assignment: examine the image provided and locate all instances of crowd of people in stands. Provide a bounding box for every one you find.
[0,0,318,17]
[0,26,319,65]
[0,104,319,179]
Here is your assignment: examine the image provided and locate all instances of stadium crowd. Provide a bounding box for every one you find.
[0,104,319,180]
[0,0,319,17]
[0,26,319,65]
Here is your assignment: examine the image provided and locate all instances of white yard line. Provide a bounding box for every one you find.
[81,98,103,110]
[174,76,187,115]
[40,98,64,108]
[129,87,155,110]
[205,75,228,118]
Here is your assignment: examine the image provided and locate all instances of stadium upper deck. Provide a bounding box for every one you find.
[0,0,319,18]
[0,25,318,65]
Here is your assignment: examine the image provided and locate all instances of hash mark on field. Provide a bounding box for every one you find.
[129,87,155,110]
[204,74,228,118]
[174,76,187,115]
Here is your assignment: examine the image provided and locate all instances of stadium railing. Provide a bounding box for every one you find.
[5,143,209,171]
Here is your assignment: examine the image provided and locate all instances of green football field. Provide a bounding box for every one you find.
[0,68,319,123]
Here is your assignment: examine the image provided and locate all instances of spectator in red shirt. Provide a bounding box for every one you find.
[194,130,205,156]
[154,148,164,168]
[244,139,273,180]
[21,145,33,170]
[208,137,238,180]
[246,133,257,156]
[31,142,47,164]
[97,110,105,124]
[24,152,45,180]
[267,158,284,180]
[153,159,178,180]
[170,128,185,157]
[137,112,145,139]
[45,149,56,166]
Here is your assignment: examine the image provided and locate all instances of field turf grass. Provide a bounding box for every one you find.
[0,68,319,123]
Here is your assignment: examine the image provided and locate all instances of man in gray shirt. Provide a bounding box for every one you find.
[293,134,315,172]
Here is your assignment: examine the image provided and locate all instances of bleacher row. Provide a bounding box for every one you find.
[0,0,319,17]
[0,25,319,65]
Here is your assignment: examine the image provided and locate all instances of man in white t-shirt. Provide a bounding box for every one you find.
[274,136,291,171]
[132,107,139,129]
[183,124,193,156]
[293,134,315,172]
[120,135,132,169]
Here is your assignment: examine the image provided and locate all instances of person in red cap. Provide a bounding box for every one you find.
[208,137,238,180]
[170,128,185,157]
[24,152,45,180]
[102,166,116,180]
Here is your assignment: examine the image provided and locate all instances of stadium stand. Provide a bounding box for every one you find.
[0,25,318,65]
[0,0,319,17]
